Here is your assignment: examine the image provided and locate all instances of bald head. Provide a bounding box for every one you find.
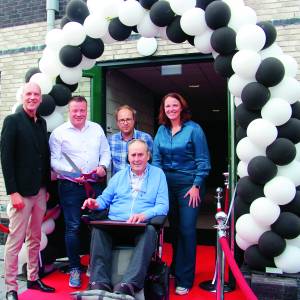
[22,82,42,117]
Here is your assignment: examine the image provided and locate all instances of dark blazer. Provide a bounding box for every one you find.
[0,109,50,196]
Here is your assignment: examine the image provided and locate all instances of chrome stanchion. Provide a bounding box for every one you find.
[199,188,232,294]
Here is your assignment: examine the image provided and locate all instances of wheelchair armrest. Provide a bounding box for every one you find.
[81,209,108,224]
[148,215,167,227]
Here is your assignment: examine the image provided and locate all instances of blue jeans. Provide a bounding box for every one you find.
[58,180,102,270]
[165,171,203,289]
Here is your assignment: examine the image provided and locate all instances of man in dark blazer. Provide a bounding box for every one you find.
[1,82,55,300]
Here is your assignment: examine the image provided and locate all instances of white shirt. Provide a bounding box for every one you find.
[49,120,111,176]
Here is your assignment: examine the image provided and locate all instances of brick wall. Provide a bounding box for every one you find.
[0,0,300,216]
[0,0,68,28]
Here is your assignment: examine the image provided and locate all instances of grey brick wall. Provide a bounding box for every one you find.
[0,0,68,28]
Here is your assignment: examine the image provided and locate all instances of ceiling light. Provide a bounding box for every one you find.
[212,109,221,112]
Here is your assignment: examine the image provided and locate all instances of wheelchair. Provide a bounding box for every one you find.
[71,210,170,300]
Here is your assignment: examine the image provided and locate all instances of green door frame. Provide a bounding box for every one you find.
[83,54,236,194]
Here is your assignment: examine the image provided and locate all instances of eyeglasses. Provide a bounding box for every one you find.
[118,118,133,124]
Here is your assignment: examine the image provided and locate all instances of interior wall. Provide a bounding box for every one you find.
[105,70,156,137]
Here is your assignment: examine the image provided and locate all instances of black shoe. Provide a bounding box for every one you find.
[113,282,135,297]
[6,291,18,300]
[88,281,112,292]
[27,279,55,292]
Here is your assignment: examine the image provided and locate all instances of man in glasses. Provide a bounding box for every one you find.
[108,105,153,175]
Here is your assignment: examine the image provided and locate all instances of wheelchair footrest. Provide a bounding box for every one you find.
[70,289,135,300]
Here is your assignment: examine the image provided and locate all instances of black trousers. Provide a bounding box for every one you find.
[89,224,157,290]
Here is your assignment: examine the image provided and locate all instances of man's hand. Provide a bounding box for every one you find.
[10,192,25,210]
[95,166,106,177]
[127,213,146,224]
[74,175,85,183]
[81,198,99,210]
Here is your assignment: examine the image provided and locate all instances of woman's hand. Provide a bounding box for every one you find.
[184,186,201,208]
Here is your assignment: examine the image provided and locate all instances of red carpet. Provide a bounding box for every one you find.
[19,244,246,300]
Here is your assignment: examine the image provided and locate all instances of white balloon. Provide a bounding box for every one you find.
[260,43,283,60]
[137,12,160,38]
[29,72,53,95]
[234,97,242,107]
[270,76,300,105]
[40,232,48,251]
[247,118,278,148]
[232,50,261,80]
[286,235,300,248]
[169,0,196,15]
[60,66,82,85]
[236,24,266,51]
[236,233,255,251]
[261,98,292,126]
[87,0,102,14]
[137,37,158,56]
[264,176,296,205]
[45,28,66,51]
[43,111,65,132]
[277,160,300,186]
[228,6,257,32]
[180,8,207,36]
[250,197,280,227]
[101,31,117,44]
[236,137,266,163]
[194,29,213,54]
[80,55,96,70]
[118,0,145,27]
[236,213,270,244]
[41,218,55,235]
[62,22,86,46]
[39,50,62,78]
[237,160,249,178]
[101,0,122,18]
[277,54,298,78]
[228,74,252,97]
[275,245,300,273]
[83,13,109,38]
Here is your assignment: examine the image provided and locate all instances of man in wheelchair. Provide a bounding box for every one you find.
[81,139,169,298]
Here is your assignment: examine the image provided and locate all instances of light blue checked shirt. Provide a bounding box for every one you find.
[108,129,153,175]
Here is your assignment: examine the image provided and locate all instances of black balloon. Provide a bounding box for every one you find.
[38,95,56,116]
[60,15,71,29]
[241,82,270,111]
[186,35,195,46]
[277,118,300,144]
[196,0,216,10]
[66,0,89,24]
[59,45,82,68]
[266,138,296,166]
[255,57,285,87]
[139,0,158,9]
[236,176,264,204]
[205,1,231,30]
[149,1,175,27]
[234,196,250,219]
[166,16,189,43]
[281,191,300,217]
[258,231,286,258]
[235,103,261,129]
[210,27,236,55]
[247,156,277,185]
[257,21,277,50]
[271,212,300,239]
[56,76,78,93]
[50,84,72,107]
[25,67,40,82]
[213,52,236,78]
[291,101,300,120]
[236,126,247,143]
[80,36,104,59]
[244,245,275,271]
[108,18,132,41]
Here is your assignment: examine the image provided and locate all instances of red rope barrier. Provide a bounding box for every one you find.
[219,236,258,300]
[0,223,9,234]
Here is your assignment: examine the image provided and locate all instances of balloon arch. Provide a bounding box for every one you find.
[20,0,300,273]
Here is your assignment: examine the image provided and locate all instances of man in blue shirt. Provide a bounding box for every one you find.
[82,139,168,298]
[108,105,153,175]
